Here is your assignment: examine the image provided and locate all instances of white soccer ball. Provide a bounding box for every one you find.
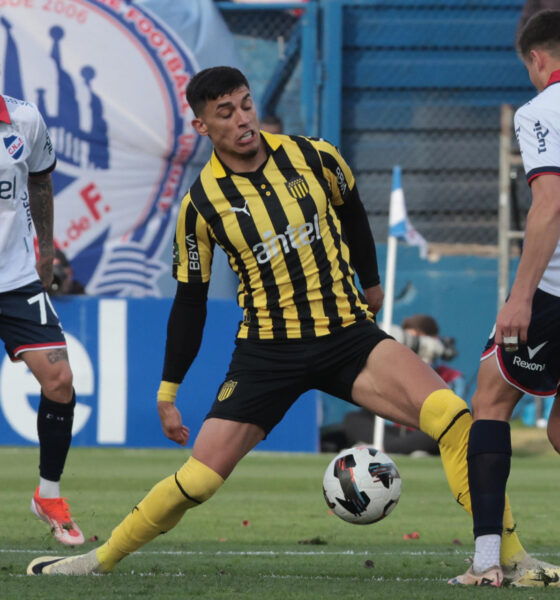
[322,446,401,524]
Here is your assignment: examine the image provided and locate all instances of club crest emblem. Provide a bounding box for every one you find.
[1,3,204,296]
[217,380,237,402]
[285,175,309,200]
[3,135,24,160]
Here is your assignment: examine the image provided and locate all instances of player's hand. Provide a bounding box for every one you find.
[157,401,190,446]
[494,296,532,351]
[363,284,384,315]
[36,255,54,289]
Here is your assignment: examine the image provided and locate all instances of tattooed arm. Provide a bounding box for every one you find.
[28,172,55,288]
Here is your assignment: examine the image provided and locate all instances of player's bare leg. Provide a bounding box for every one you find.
[351,338,450,429]
[23,349,84,545]
[191,418,265,478]
[470,357,521,422]
[23,348,74,405]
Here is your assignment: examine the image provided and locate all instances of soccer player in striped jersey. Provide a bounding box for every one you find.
[27,66,549,583]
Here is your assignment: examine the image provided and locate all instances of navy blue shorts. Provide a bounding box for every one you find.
[481,288,560,397]
[0,281,66,361]
[205,319,391,434]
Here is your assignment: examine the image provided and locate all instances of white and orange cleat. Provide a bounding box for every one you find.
[31,487,85,546]
[448,565,503,587]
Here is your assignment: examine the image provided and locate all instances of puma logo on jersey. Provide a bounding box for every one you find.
[230,200,250,217]
[527,341,547,359]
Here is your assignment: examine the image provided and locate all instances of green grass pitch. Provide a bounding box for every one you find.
[1,445,558,599]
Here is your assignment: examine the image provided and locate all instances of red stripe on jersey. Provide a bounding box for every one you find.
[528,171,560,184]
[0,96,11,124]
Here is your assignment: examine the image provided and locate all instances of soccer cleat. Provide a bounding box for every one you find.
[503,552,560,587]
[31,487,85,546]
[509,568,560,587]
[448,565,503,587]
[27,549,104,575]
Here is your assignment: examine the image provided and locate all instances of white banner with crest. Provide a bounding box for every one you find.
[0,0,239,296]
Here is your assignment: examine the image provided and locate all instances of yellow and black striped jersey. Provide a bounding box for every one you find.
[173,131,372,340]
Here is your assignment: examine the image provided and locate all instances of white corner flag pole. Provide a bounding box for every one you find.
[373,166,403,450]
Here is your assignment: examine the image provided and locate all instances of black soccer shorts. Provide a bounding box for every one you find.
[481,288,560,397]
[0,280,66,361]
[205,319,391,434]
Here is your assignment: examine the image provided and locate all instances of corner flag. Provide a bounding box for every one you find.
[375,165,429,450]
[389,165,428,258]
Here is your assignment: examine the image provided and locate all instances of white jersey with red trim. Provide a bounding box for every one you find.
[0,95,56,293]
[514,72,560,297]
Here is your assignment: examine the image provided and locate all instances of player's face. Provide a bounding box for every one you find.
[193,86,264,169]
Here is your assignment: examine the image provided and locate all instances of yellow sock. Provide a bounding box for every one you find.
[420,389,524,566]
[97,457,224,571]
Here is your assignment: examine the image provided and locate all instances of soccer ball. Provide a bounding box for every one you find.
[322,446,401,525]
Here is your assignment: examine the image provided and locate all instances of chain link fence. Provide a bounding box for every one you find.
[217,3,307,137]
[340,1,533,247]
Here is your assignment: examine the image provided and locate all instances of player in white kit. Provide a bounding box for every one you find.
[450,9,560,587]
[0,95,84,545]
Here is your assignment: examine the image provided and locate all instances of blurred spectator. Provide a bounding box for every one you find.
[402,314,464,397]
[260,114,283,134]
[48,249,85,296]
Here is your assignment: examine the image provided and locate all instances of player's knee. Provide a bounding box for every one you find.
[42,366,73,402]
[175,457,224,505]
[419,389,472,443]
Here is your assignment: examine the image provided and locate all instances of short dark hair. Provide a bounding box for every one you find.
[401,314,439,337]
[517,9,560,58]
[186,66,250,116]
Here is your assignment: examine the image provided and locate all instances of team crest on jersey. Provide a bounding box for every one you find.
[285,175,309,200]
[3,135,24,160]
[217,380,237,402]
[0,2,202,296]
